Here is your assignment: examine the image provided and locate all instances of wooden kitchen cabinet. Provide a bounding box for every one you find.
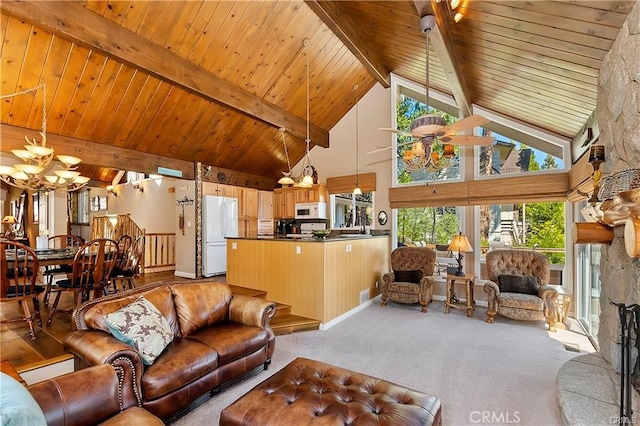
[236,187,258,238]
[202,182,235,197]
[236,187,258,220]
[295,184,328,203]
[274,189,296,219]
[238,219,258,238]
[274,184,327,218]
[258,190,273,219]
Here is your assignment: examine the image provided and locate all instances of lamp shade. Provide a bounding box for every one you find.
[2,215,17,224]
[278,176,295,185]
[448,233,473,253]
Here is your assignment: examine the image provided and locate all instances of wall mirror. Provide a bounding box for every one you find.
[378,210,388,225]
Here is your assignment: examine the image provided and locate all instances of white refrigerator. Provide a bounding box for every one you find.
[202,195,238,277]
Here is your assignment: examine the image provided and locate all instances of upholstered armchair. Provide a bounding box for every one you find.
[483,249,558,331]
[381,247,436,313]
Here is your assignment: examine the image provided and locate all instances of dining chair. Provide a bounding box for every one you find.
[116,235,132,260]
[42,234,84,307]
[109,235,144,292]
[46,238,119,326]
[1,240,45,339]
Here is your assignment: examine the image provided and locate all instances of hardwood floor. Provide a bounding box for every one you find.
[0,271,206,371]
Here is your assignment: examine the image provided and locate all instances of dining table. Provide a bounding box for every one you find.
[4,247,78,268]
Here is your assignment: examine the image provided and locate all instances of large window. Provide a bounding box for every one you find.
[477,129,564,177]
[397,206,461,246]
[479,202,566,264]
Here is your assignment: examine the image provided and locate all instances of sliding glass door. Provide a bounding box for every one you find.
[575,201,601,348]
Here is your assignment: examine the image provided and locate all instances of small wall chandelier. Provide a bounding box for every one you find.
[278,38,316,188]
[0,84,90,192]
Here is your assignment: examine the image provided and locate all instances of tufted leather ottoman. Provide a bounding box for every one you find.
[220,357,442,425]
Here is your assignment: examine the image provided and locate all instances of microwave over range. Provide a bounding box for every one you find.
[295,202,327,219]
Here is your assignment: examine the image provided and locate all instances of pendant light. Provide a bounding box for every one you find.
[299,38,314,188]
[277,128,295,186]
[353,84,362,195]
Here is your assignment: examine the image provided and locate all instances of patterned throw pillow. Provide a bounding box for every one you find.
[394,270,423,284]
[105,296,173,365]
[497,275,539,295]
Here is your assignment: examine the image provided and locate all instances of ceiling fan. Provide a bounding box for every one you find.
[370,15,494,157]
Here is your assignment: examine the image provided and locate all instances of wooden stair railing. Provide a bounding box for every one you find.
[91,215,176,273]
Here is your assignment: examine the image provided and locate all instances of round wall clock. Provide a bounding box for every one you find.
[377,211,388,225]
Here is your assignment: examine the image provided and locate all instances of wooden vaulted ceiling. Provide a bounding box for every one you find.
[0,1,635,186]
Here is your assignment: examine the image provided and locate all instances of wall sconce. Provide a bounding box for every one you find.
[588,144,605,205]
[436,0,464,23]
[106,185,117,197]
[132,181,144,193]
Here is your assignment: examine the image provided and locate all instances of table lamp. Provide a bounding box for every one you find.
[448,232,473,276]
[2,215,17,238]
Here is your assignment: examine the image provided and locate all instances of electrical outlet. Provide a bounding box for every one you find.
[296,246,301,255]
[375,280,379,288]
[231,242,237,250]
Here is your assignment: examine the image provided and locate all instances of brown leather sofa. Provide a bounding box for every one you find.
[63,281,277,420]
[1,360,163,426]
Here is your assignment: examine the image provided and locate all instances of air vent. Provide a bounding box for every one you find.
[359,289,370,305]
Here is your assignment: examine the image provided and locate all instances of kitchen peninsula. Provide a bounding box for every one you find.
[226,235,390,326]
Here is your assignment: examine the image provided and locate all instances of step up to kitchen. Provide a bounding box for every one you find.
[271,314,321,335]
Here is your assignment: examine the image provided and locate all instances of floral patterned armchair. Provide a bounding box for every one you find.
[483,249,558,331]
[381,247,436,313]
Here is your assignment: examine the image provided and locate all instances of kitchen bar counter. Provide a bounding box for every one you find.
[251,234,383,241]
[226,236,390,325]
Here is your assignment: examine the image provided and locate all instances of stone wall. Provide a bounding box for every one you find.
[596,1,640,366]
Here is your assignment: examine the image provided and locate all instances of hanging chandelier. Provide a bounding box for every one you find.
[400,15,455,174]
[402,139,456,172]
[0,84,90,192]
[278,38,315,188]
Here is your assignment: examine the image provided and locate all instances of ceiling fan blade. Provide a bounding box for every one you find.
[378,127,412,137]
[435,115,490,137]
[367,140,415,154]
[440,135,495,146]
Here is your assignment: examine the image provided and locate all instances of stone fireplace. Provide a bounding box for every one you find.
[557,6,640,424]
[595,2,640,367]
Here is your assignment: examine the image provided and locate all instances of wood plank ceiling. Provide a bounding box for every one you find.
[0,0,635,185]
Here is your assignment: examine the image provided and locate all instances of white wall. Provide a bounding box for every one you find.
[107,177,177,233]
[295,83,393,231]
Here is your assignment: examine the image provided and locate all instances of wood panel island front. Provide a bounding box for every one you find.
[226,236,390,326]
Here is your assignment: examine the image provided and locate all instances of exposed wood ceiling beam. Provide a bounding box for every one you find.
[0,0,329,148]
[305,0,390,88]
[1,124,195,180]
[413,1,472,117]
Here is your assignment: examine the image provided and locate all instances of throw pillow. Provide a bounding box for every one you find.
[0,372,47,426]
[497,275,539,295]
[105,296,173,365]
[394,270,423,284]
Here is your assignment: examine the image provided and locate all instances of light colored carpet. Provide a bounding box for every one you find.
[173,298,592,426]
